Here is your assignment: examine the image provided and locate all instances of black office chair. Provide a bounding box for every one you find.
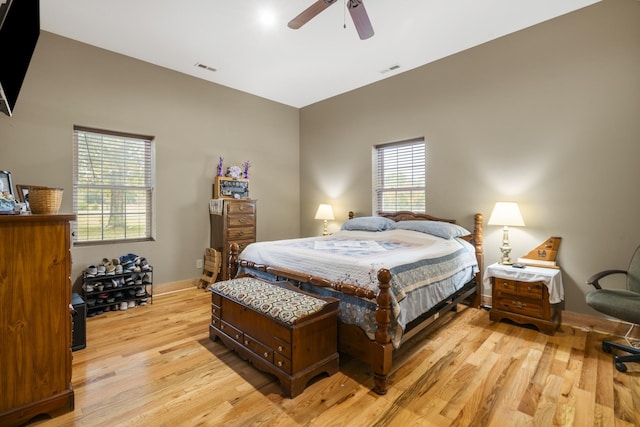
[586,245,640,372]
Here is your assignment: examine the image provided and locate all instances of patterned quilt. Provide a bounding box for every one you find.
[237,229,479,347]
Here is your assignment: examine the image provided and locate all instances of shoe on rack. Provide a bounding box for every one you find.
[135,287,145,296]
[142,273,152,284]
[97,265,106,276]
[82,283,94,292]
[105,261,116,275]
[128,300,135,308]
[85,265,97,277]
[115,264,123,274]
[120,301,128,311]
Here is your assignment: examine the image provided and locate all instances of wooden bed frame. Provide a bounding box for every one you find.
[227,211,484,395]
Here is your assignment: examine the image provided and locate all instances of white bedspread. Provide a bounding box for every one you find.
[238,229,479,347]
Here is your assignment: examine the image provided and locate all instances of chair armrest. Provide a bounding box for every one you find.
[586,269,627,289]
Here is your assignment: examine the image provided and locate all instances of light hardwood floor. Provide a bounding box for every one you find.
[27,288,640,427]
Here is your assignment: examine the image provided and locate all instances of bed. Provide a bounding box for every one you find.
[226,211,484,395]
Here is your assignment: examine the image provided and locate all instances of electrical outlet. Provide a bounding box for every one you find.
[196,259,203,269]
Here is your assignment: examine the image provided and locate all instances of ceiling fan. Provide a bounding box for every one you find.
[288,0,374,40]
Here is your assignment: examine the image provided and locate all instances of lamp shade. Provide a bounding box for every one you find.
[487,202,525,227]
[314,204,335,221]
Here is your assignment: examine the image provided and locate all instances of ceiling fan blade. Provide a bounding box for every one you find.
[347,0,374,40]
[288,0,338,30]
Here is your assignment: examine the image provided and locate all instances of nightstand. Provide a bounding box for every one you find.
[483,263,564,335]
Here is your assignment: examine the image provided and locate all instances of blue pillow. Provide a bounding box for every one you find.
[341,216,396,232]
[395,220,470,239]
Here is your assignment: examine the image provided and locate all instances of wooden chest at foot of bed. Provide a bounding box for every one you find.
[208,277,339,397]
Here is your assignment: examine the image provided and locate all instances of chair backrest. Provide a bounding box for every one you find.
[627,245,640,293]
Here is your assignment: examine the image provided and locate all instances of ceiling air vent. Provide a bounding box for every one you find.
[380,64,400,74]
[195,63,217,72]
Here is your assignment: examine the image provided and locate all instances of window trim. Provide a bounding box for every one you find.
[72,125,155,246]
[373,138,426,214]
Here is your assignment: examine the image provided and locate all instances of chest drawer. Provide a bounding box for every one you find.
[226,201,255,215]
[220,320,244,343]
[227,227,255,241]
[244,334,273,363]
[227,214,255,228]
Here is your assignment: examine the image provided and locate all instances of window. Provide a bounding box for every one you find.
[73,126,154,244]
[373,138,426,213]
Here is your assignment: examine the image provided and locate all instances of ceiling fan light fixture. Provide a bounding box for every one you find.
[347,0,374,40]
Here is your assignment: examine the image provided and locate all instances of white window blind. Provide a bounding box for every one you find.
[73,126,154,244]
[374,138,426,213]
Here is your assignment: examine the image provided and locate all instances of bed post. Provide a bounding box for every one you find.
[372,268,393,395]
[473,213,484,307]
[228,243,240,280]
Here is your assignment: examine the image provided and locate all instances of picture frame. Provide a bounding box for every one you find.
[15,184,46,204]
[0,170,13,198]
[213,176,249,199]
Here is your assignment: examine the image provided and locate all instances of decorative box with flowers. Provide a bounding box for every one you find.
[214,158,251,199]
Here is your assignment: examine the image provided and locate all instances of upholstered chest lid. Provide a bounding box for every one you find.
[209,277,328,325]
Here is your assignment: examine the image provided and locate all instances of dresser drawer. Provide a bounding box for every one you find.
[227,227,255,240]
[226,201,255,215]
[227,214,255,228]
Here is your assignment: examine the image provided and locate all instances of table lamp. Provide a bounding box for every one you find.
[488,202,525,265]
[315,204,334,236]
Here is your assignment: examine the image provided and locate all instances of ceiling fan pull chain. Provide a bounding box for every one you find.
[343,0,347,29]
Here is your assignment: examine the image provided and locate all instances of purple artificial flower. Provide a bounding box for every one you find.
[242,161,251,179]
[217,157,224,177]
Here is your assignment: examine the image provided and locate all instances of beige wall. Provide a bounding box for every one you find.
[0,32,301,290]
[299,0,640,316]
[1,0,638,318]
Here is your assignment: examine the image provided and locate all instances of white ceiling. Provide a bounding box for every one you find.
[39,0,600,108]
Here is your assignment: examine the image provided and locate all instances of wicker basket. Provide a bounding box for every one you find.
[28,187,63,214]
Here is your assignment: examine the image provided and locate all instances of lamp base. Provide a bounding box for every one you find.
[498,250,513,265]
[498,226,513,265]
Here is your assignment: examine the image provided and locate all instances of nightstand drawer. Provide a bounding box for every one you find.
[493,278,519,296]
[493,278,544,299]
[494,296,544,318]
[518,281,544,299]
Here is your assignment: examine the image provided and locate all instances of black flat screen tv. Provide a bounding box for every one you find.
[0,0,40,117]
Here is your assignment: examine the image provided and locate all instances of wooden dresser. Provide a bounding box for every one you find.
[210,199,256,280]
[0,214,76,426]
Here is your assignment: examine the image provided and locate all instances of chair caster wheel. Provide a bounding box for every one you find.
[615,361,627,372]
[603,342,612,353]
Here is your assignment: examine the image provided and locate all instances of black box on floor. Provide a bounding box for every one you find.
[71,293,87,351]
